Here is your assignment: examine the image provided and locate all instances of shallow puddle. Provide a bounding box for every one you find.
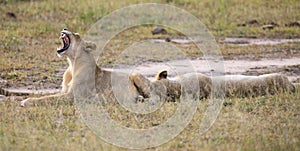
[152,37,300,46]
[110,57,300,81]
[223,38,300,46]
[152,38,192,44]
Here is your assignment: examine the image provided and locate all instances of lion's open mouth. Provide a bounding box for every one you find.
[57,32,70,54]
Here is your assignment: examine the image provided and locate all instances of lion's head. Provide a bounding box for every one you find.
[57,29,96,59]
[57,28,81,58]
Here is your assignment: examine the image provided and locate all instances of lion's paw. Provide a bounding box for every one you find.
[20,98,32,107]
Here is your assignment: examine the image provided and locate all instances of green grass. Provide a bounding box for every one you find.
[1,0,299,69]
[0,0,300,150]
[0,87,299,150]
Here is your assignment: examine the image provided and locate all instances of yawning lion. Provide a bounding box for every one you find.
[21,29,152,106]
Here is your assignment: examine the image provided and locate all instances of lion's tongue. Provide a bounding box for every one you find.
[64,36,69,45]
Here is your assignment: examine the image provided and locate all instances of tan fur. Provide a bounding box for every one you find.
[21,29,150,106]
[152,71,211,100]
[154,71,295,99]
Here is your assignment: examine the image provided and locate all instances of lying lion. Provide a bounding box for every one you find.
[152,70,295,99]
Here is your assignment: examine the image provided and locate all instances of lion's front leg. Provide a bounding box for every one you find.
[61,66,73,93]
[129,73,151,99]
[20,92,73,107]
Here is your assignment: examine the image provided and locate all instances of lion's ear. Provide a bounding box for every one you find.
[73,32,81,39]
[156,70,168,80]
[84,41,96,52]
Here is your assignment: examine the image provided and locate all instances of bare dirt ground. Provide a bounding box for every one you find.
[0,66,66,96]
